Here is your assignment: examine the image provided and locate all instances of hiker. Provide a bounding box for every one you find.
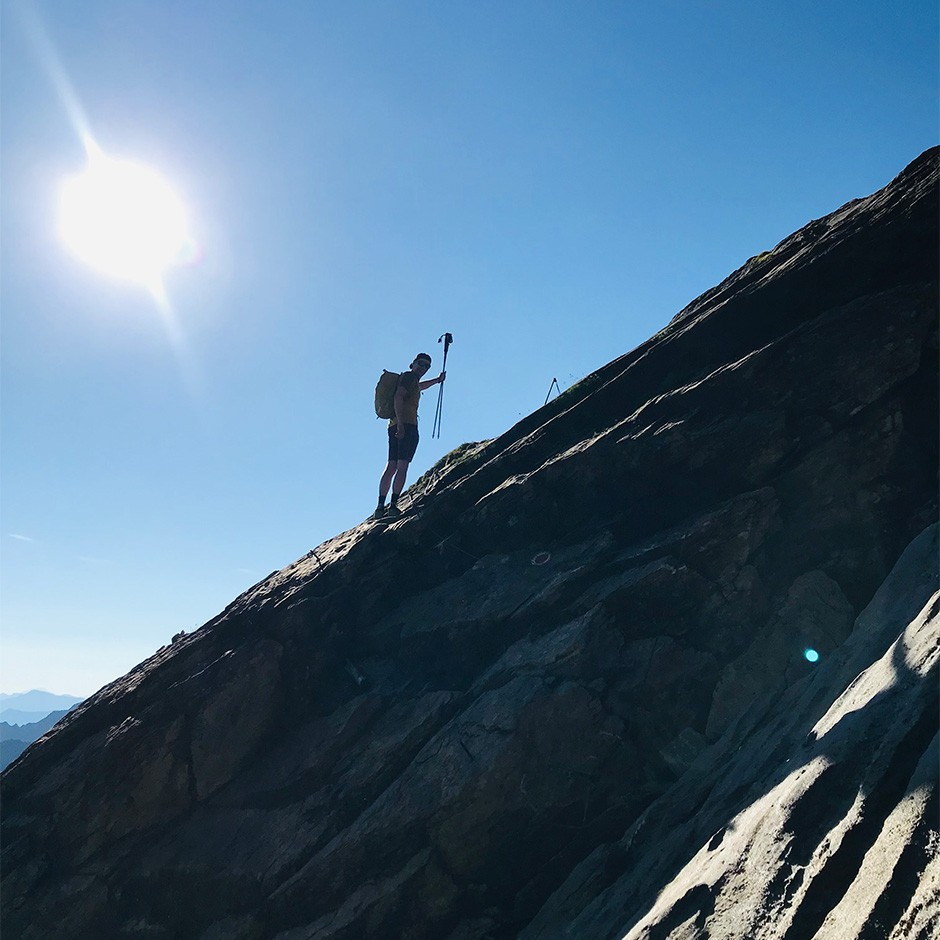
[374,353,445,519]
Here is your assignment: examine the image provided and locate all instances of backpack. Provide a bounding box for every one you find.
[374,370,400,419]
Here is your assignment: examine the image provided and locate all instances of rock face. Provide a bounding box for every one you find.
[521,526,939,940]
[2,149,937,940]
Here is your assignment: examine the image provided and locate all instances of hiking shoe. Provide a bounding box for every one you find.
[371,505,388,521]
[386,505,402,518]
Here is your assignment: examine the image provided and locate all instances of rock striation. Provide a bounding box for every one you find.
[2,148,938,940]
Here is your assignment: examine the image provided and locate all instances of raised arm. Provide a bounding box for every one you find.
[419,371,446,391]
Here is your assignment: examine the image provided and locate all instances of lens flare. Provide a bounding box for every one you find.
[58,154,191,284]
[804,648,820,663]
[20,1,203,393]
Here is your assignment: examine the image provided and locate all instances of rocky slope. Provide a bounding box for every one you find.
[0,710,77,772]
[2,148,937,940]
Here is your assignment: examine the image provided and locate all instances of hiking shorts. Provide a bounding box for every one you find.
[388,423,419,463]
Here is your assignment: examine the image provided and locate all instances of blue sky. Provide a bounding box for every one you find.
[2,1,937,697]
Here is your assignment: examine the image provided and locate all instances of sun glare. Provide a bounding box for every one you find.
[58,154,191,286]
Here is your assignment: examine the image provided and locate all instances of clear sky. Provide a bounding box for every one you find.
[2,1,937,697]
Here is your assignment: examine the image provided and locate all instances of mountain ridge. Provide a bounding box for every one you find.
[2,147,937,939]
[0,709,79,772]
[0,691,83,715]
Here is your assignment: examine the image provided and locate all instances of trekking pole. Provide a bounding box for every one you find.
[544,377,560,405]
[432,332,453,438]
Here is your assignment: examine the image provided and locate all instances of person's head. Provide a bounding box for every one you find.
[411,353,432,376]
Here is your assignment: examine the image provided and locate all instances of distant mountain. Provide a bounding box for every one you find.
[0,709,76,771]
[0,740,29,771]
[0,691,83,716]
[0,691,84,728]
[0,710,75,744]
[0,709,60,726]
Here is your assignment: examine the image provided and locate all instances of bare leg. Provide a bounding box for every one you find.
[392,459,410,498]
[379,460,397,501]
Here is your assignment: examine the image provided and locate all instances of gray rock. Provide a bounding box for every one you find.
[523,524,939,940]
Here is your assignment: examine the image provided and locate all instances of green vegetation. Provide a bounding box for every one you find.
[553,371,605,405]
[747,250,774,267]
[408,439,492,496]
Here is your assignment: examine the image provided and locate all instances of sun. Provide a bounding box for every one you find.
[58,153,191,286]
